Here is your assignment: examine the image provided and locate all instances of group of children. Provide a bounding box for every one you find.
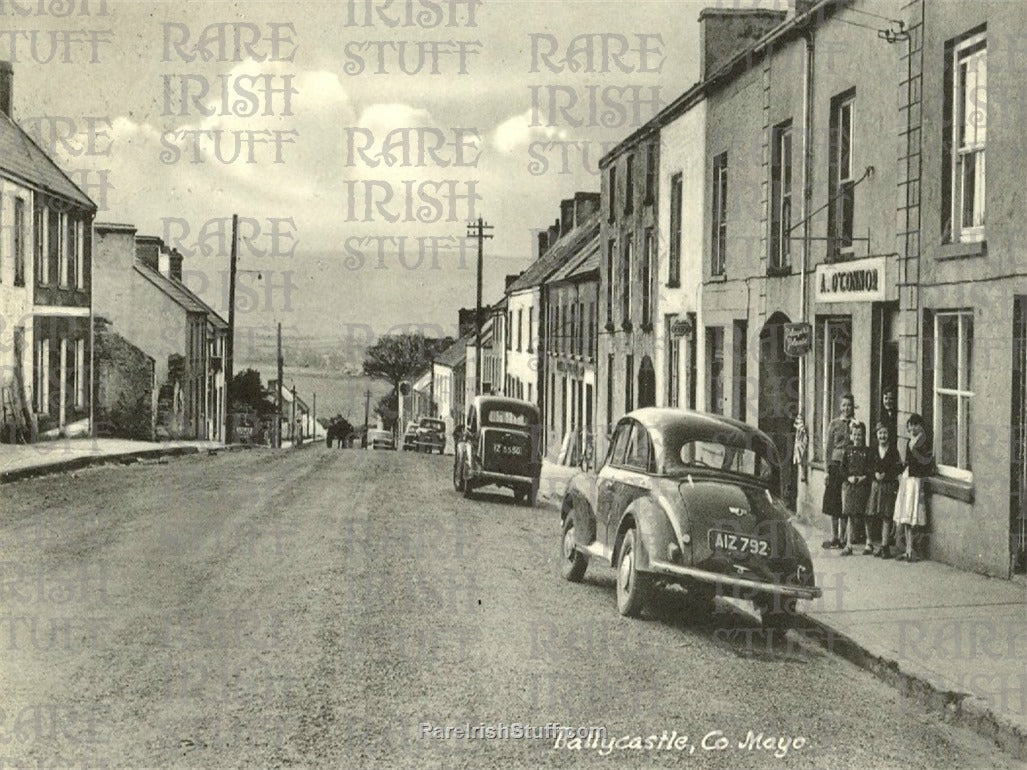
[821,391,936,561]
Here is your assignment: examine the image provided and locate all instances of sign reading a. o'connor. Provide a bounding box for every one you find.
[815,255,887,303]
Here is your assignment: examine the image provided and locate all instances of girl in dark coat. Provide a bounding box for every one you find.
[840,421,871,556]
[867,422,903,558]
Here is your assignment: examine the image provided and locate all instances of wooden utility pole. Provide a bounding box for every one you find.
[363,388,371,446]
[466,217,493,395]
[276,322,283,448]
[225,213,238,443]
[429,356,435,416]
[312,393,316,440]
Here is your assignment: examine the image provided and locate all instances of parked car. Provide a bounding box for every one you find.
[559,408,821,628]
[453,396,541,505]
[367,428,395,450]
[416,417,446,454]
[402,421,420,450]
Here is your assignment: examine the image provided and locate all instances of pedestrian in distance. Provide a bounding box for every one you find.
[893,413,936,562]
[821,393,855,549]
[867,421,903,558]
[840,420,872,556]
[879,386,899,451]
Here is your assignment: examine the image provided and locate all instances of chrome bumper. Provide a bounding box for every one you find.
[648,559,823,601]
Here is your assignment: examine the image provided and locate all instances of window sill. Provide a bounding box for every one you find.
[937,240,986,261]
[925,474,974,504]
[708,273,727,283]
[766,265,792,278]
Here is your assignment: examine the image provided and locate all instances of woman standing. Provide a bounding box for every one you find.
[821,394,855,549]
[893,413,936,562]
[840,421,872,556]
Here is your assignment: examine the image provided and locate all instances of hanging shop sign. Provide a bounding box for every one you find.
[815,255,887,303]
[784,322,811,357]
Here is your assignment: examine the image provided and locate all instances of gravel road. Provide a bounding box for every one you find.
[0,447,1019,769]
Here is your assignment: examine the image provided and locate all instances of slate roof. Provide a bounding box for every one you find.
[134,263,229,330]
[546,233,600,284]
[506,211,601,294]
[434,330,474,368]
[0,112,96,210]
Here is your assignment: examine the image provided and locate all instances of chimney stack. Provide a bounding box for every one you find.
[169,249,184,282]
[547,219,559,250]
[559,199,575,236]
[505,272,521,290]
[537,230,549,259]
[698,8,786,81]
[573,191,601,225]
[135,236,161,272]
[0,61,13,118]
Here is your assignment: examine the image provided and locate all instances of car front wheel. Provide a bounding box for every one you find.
[616,528,652,618]
[560,516,588,582]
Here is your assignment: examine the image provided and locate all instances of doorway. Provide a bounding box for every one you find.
[871,303,899,430]
[759,312,800,505]
[637,355,656,408]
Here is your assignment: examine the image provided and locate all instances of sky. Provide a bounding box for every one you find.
[5,0,784,351]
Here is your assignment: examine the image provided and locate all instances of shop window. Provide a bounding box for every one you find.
[813,317,853,462]
[13,198,26,286]
[933,310,974,479]
[668,172,682,287]
[706,327,724,414]
[666,315,680,408]
[770,120,793,271]
[711,152,728,275]
[605,239,616,328]
[621,235,632,328]
[642,228,654,329]
[608,166,617,222]
[625,354,634,413]
[945,29,986,243]
[624,153,634,214]
[828,90,855,260]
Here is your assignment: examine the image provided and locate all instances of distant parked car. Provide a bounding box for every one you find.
[453,396,541,505]
[559,408,821,629]
[402,421,420,450]
[416,417,446,454]
[367,428,395,450]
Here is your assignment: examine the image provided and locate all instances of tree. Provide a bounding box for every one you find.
[228,369,277,416]
[362,333,455,396]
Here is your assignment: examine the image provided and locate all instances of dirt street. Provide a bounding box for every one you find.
[0,448,1019,768]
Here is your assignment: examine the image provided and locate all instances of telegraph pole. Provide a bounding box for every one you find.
[466,216,493,395]
[312,393,316,440]
[363,388,371,447]
[225,213,238,443]
[276,321,283,448]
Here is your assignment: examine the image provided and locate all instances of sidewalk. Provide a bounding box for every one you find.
[0,436,258,484]
[539,460,1027,760]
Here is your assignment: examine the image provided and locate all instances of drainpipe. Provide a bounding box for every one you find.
[798,26,814,492]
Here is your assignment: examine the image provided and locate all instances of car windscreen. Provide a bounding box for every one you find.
[665,438,774,481]
[481,406,536,428]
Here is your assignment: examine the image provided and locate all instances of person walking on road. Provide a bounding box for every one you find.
[822,393,855,549]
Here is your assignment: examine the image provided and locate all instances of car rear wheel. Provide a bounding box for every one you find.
[616,528,652,618]
[560,516,588,582]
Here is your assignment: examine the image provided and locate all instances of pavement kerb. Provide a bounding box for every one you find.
[536,477,1026,763]
[0,442,259,485]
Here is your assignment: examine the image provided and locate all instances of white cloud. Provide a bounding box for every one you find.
[491,109,567,153]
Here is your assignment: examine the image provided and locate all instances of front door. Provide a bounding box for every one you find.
[871,302,899,429]
[758,313,799,505]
